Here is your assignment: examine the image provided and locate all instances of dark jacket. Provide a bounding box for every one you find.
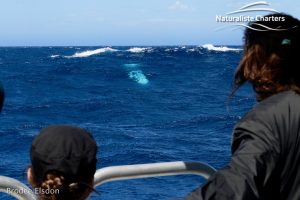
[186,90,300,200]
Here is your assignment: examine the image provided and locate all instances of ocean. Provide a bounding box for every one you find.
[0,45,255,200]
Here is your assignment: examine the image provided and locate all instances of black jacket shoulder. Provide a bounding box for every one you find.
[186,90,300,200]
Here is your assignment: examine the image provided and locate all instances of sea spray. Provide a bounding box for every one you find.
[128,70,149,85]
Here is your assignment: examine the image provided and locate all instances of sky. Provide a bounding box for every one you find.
[0,0,299,46]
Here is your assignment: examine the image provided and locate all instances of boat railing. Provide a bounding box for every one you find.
[0,176,37,200]
[94,161,216,186]
[0,161,216,200]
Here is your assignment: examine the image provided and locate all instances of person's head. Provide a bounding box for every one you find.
[233,13,300,101]
[28,125,97,200]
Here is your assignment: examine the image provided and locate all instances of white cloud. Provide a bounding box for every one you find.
[168,0,191,11]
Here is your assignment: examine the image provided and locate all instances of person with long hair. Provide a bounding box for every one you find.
[186,13,300,199]
[27,125,97,200]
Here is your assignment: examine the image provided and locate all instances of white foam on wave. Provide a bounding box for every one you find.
[187,48,196,52]
[50,55,60,58]
[127,47,151,53]
[164,47,179,52]
[201,44,242,52]
[128,70,149,85]
[65,47,118,58]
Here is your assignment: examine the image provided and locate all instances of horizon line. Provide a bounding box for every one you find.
[0,44,243,47]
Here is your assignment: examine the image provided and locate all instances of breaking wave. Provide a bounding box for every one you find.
[65,47,118,58]
[201,44,242,52]
[127,47,151,53]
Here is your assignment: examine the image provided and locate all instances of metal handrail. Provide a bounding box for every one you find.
[0,176,37,200]
[0,161,216,199]
[94,161,216,187]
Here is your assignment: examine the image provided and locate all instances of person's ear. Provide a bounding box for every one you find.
[27,167,36,186]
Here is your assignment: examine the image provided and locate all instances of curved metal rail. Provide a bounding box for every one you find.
[0,161,216,199]
[0,176,37,200]
[94,161,216,187]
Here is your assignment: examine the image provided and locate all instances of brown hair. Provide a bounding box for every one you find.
[233,13,300,101]
[29,169,95,200]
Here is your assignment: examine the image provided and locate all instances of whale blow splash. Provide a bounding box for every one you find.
[128,70,149,85]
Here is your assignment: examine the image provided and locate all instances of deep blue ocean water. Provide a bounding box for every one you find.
[0,45,255,199]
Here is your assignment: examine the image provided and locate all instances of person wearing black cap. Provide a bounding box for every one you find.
[27,125,97,200]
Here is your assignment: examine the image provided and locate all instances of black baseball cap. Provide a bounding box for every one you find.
[30,125,97,184]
